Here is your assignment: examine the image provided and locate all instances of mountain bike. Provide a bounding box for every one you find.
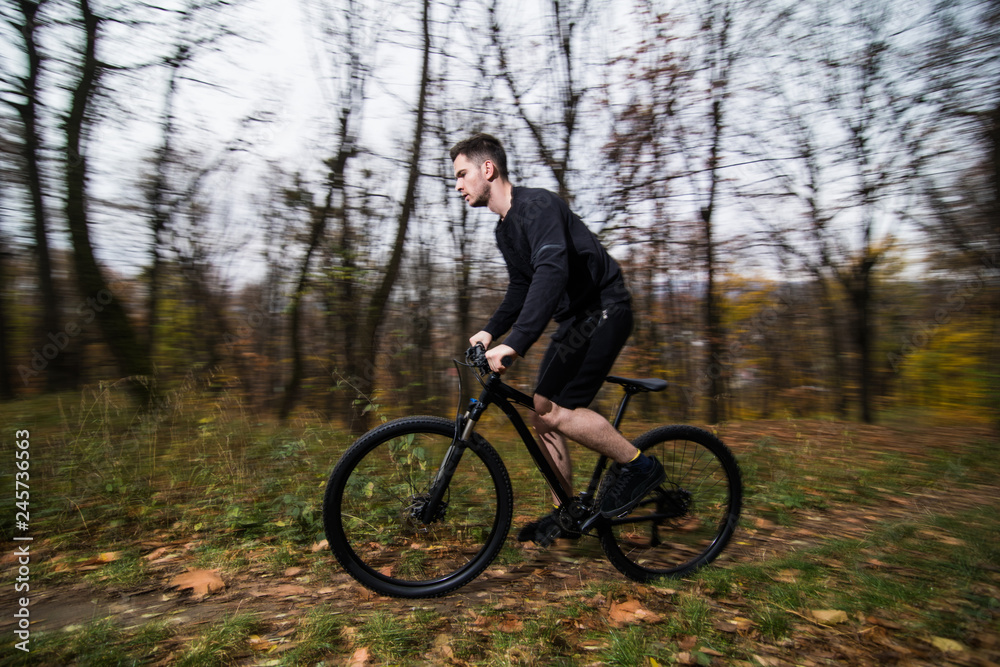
[323,344,742,598]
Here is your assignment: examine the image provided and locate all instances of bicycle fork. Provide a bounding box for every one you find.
[418,402,484,525]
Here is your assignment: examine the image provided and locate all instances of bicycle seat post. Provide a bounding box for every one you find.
[611,386,636,431]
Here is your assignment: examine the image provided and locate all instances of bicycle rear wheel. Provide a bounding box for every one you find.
[323,416,513,598]
[599,425,741,582]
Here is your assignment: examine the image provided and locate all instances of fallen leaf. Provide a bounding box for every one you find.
[498,618,524,633]
[866,616,903,630]
[311,540,329,552]
[169,569,225,598]
[248,634,274,651]
[98,551,121,563]
[713,620,738,633]
[809,609,849,625]
[930,636,966,653]
[608,599,662,626]
[144,547,170,561]
[347,646,369,667]
[430,633,454,660]
[284,567,303,577]
[754,516,778,530]
[262,584,309,597]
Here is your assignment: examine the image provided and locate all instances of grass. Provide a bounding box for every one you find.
[355,611,424,662]
[280,604,348,665]
[1,388,998,665]
[174,613,266,667]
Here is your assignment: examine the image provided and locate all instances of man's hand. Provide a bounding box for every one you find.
[486,344,518,374]
[469,331,493,349]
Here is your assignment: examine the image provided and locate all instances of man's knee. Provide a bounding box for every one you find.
[533,394,565,429]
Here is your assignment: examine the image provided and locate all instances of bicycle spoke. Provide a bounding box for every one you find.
[325,417,512,597]
[600,425,741,581]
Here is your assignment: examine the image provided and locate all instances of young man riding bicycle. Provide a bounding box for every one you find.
[450,133,665,543]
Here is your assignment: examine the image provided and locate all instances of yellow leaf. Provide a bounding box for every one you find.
[809,609,849,625]
[930,636,966,653]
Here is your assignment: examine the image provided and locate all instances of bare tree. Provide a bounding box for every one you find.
[278,0,433,427]
[1,0,79,391]
[349,0,432,427]
[742,0,922,423]
[0,174,13,400]
[144,1,237,368]
[63,0,152,401]
[914,0,1000,428]
[605,0,779,422]
[488,0,601,201]
[279,0,369,420]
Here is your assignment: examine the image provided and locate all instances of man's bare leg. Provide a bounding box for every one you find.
[530,411,573,505]
[533,394,638,465]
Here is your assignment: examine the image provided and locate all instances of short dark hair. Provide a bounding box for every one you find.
[450,133,509,180]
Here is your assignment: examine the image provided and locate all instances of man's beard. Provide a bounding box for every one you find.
[467,183,490,207]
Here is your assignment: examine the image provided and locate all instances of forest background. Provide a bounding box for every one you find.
[1,0,997,431]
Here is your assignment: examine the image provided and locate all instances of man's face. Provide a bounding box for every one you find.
[453,154,490,208]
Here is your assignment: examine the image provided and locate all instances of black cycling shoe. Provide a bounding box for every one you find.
[599,454,666,518]
[517,510,581,547]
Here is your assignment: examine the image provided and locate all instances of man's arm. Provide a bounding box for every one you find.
[483,262,528,342]
[500,194,570,356]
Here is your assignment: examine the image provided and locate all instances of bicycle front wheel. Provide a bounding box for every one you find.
[323,416,513,598]
[599,425,742,582]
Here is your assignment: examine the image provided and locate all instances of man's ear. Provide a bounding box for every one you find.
[482,159,497,181]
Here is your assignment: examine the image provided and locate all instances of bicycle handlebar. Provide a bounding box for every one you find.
[465,343,513,375]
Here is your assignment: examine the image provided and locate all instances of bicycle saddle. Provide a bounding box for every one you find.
[605,376,669,393]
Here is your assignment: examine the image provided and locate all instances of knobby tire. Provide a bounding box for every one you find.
[599,425,742,582]
[323,416,513,598]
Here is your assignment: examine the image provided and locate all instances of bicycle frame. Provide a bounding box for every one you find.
[466,372,581,507]
[446,363,641,527]
[422,344,663,531]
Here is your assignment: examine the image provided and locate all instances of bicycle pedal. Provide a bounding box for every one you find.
[535,522,563,548]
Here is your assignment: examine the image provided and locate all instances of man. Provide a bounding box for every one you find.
[450,133,665,543]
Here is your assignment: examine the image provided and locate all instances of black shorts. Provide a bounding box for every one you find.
[534,302,633,409]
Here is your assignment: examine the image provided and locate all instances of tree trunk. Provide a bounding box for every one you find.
[350,0,432,432]
[846,258,876,423]
[703,94,727,424]
[64,0,152,402]
[989,99,1000,433]
[814,273,848,418]
[0,230,13,400]
[147,48,186,365]
[279,194,333,421]
[13,0,73,392]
